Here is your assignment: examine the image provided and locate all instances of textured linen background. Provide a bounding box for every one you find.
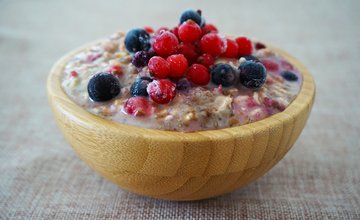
[1,0,359,219]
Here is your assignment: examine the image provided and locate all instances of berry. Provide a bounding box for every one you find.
[255,42,266,50]
[147,79,176,104]
[222,39,239,58]
[280,60,294,71]
[124,28,151,53]
[131,51,154,68]
[239,61,267,89]
[106,65,123,76]
[186,64,210,85]
[281,71,298,81]
[143,26,154,34]
[70,70,78,77]
[200,33,227,57]
[236,37,253,57]
[197,53,214,68]
[178,42,198,63]
[155,27,169,35]
[88,72,121,102]
[176,78,192,91]
[124,96,153,116]
[179,9,202,26]
[167,54,188,78]
[152,31,179,56]
[171,26,179,38]
[242,55,260,62]
[148,56,170,79]
[130,77,153,97]
[178,20,202,43]
[202,23,218,35]
[260,59,279,72]
[210,63,237,87]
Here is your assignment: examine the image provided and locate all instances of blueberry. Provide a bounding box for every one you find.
[176,78,192,91]
[124,28,151,53]
[242,55,260,62]
[130,77,153,97]
[180,9,202,26]
[131,51,155,68]
[281,71,298,81]
[210,63,237,87]
[88,72,121,102]
[239,61,267,89]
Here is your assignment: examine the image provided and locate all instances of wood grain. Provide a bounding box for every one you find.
[47,41,315,201]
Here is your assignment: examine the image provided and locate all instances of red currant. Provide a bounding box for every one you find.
[148,56,170,79]
[171,26,179,38]
[200,33,226,57]
[147,79,176,104]
[260,59,279,72]
[202,23,218,35]
[152,31,179,56]
[178,20,202,43]
[222,38,239,58]
[186,64,210,85]
[197,53,214,68]
[144,26,154,34]
[236,37,253,57]
[124,96,153,116]
[167,54,188,78]
[178,42,199,64]
[155,27,169,35]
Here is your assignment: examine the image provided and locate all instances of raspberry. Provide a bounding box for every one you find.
[178,42,199,64]
[178,20,202,43]
[236,37,253,57]
[155,27,169,35]
[260,59,279,72]
[222,39,239,58]
[200,33,226,57]
[143,26,154,34]
[148,56,170,79]
[147,79,176,104]
[124,96,153,116]
[197,53,214,68]
[152,31,179,56]
[186,64,210,85]
[202,23,218,35]
[167,54,188,78]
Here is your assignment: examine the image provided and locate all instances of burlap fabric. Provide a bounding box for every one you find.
[1,0,359,219]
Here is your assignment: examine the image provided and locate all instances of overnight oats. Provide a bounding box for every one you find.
[61,9,302,132]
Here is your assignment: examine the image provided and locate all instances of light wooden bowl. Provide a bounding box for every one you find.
[47,41,315,201]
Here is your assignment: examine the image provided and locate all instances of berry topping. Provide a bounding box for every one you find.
[147,79,176,104]
[131,51,154,68]
[197,53,215,68]
[210,63,237,87]
[106,65,123,76]
[148,56,170,79]
[255,42,266,50]
[143,26,154,34]
[130,77,153,97]
[222,38,239,58]
[176,78,192,91]
[166,54,188,78]
[236,37,253,57]
[281,71,298,81]
[239,61,267,89]
[155,27,169,35]
[88,72,121,102]
[178,42,199,63]
[186,64,210,85]
[152,31,179,56]
[70,70,78,77]
[242,55,260,62]
[260,59,279,72]
[124,96,153,116]
[178,20,202,43]
[179,9,202,26]
[202,23,218,35]
[171,26,179,38]
[200,33,227,57]
[124,28,151,53]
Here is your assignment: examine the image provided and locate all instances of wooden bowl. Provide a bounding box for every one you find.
[47,41,315,201]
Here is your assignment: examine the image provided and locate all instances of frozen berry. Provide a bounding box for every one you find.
[239,61,267,89]
[179,9,202,26]
[202,23,218,35]
[143,26,154,34]
[200,33,226,57]
[222,39,239,58]
[260,59,279,72]
[171,26,179,37]
[130,77,153,97]
[152,31,179,56]
[155,27,169,35]
[197,53,214,68]
[88,72,121,102]
[176,78,192,91]
[148,56,170,79]
[210,63,237,87]
[242,55,260,62]
[186,64,210,85]
[131,51,154,68]
[124,96,153,116]
[124,28,151,53]
[281,71,298,81]
[178,20,202,43]
[178,42,198,63]
[236,37,253,57]
[167,54,188,78]
[147,79,176,104]
[255,42,266,50]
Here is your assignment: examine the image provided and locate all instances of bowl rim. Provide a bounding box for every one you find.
[47,39,315,141]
